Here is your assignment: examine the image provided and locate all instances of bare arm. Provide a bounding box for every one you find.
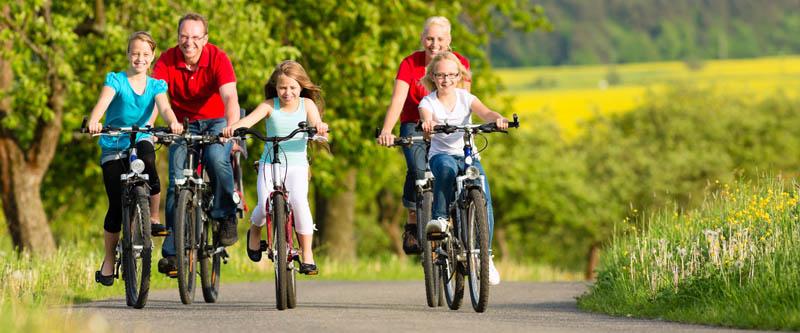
[87,86,116,133]
[147,105,158,127]
[222,100,271,137]
[419,106,436,133]
[305,98,328,136]
[377,79,410,146]
[219,82,241,125]
[471,97,508,130]
[154,93,183,134]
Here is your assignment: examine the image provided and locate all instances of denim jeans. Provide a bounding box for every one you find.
[162,118,235,257]
[429,153,496,246]
[400,122,427,209]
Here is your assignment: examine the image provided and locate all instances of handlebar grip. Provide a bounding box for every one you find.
[509,114,520,128]
[80,117,88,133]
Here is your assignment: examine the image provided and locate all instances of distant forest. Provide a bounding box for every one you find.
[489,0,800,67]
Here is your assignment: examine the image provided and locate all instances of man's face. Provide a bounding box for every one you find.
[178,19,207,62]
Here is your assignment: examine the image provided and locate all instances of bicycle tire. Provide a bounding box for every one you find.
[442,236,464,310]
[466,188,490,312]
[122,185,152,309]
[417,190,439,307]
[286,260,297,309]
[200,210,221,303]
[273,194,289,310]
[175,188,197,304]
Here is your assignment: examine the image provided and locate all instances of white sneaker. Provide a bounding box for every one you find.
[425,217,448,234]
[488,259,501,285]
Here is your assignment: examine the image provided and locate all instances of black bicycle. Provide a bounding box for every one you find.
[379,132,443,308]
[168,124,245,304]
[82,119,173,309]
[429,115,519,313]
[234,122,320,310]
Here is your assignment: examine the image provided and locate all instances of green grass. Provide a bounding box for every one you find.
[578,177,800,330]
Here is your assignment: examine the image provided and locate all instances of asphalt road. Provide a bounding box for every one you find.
[70,281,762,333]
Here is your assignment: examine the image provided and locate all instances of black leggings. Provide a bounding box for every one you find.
[101,141,160,233]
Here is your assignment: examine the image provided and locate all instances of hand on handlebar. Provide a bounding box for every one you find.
[88,121,103,134]
[420,120,436,134]
[316,121,329,137]
[377,131,396,147]
[169,121,184,135]
[495,117,509,131]
[222,125,238,138]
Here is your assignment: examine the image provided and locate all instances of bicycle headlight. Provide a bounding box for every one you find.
[130,158,146,174]
[465,166,481,180]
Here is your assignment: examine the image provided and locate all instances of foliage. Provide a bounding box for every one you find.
[490,0,800,66]
[578,177,800,330]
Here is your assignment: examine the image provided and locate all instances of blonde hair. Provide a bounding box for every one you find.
[420,52,471,92]
[264,60,325,116]
[127,31,156,54]
[422,16,452,38]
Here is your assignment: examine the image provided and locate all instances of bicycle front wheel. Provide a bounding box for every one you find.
[272,194,289,310]
[175,188,197,304]
[121,185,152,309]
[465,188,490,313]
[441,237,464,310]
[417,190,440,307]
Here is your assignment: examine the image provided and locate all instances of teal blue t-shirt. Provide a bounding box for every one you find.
[260,98,309,166]
[98,72,167,153]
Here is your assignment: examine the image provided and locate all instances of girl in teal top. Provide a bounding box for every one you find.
[86,31,183,286]
[224,60,328,275]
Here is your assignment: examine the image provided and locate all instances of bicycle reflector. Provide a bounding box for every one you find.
[131,158,146,174]
[465,166,481,180]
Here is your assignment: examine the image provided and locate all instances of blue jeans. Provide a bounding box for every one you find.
[162,118,235,257]
[400,122,427,209]
[429,154,496,246]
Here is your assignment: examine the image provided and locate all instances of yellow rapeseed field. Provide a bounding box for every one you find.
[495,56,800,135]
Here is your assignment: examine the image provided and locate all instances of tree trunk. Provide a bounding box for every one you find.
[585,242,601,280]
[376,187,404,257]
[316,168,357,261]
[0,1,61,256]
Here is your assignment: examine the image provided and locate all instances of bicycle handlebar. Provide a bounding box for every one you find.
[233,121,320,143]
[374,128,427,147]
[431,113,520,134]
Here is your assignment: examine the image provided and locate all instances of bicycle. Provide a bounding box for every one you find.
[82,119,173,309]
[168,122,245,304]
[233,122,321,310]
[377,131,443,308]
[429,114,519,313]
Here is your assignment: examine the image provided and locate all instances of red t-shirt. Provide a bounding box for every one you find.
[152,43,236,121]
[395,51,470,123]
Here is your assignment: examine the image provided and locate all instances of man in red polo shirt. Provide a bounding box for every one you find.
[152,13,241,276]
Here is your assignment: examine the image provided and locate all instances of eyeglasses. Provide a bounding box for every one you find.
[434,72,460,80]
[179,34,207,43]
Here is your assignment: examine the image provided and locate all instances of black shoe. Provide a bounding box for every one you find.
[402,224,421,255]
[246,229,262,262]
[157,256,178,277]
[219,216,239,246]
[299,263,318,275]
[94,262,114,286]
[151,223,168,237]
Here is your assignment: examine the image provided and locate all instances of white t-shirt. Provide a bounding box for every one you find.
[418,88,477,159]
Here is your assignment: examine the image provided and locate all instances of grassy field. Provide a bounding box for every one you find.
[578,177,800,330]
[495,56,800,135]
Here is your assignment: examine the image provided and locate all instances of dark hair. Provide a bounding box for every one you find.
[264,60,325,117]
[178,13,208,34]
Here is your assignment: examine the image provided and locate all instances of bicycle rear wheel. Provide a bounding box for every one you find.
[272,194,289,310]
[441,237,464,310]
[122,185,152,309]
[175,188,198,304]
[466,188,490,312]
[417,190,440,307]
[200,213,221,303]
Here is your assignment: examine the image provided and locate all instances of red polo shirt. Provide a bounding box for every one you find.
[152,43,236,121]
[396,51,470,123]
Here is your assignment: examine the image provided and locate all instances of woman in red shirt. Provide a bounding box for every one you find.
[377,16,470,254]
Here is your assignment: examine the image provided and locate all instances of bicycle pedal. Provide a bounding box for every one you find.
[259,240,267,252]
[167,270,178,278]
[427,232,446,240]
